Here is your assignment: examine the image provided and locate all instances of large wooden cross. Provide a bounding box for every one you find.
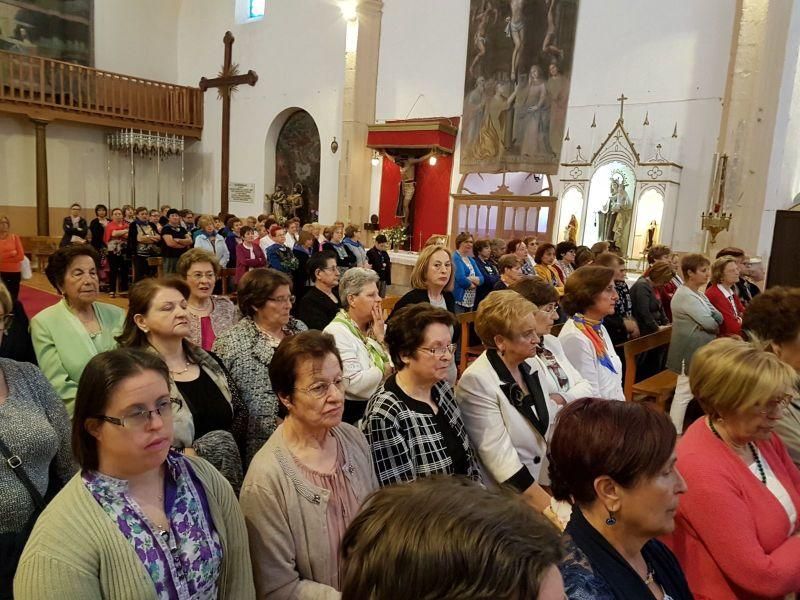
[199,31,258,214]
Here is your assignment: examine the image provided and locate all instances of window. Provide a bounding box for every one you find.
[249,0,265,19]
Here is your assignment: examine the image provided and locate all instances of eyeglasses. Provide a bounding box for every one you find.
[758,394,794,415]
[320,265,339,273]
[419,344,457,357]
[267,295,296,305]
[94,397,182,430]
[188,272,216,281]
[295,376,351,400]
[0,314,13,330]
[540,303,558,314]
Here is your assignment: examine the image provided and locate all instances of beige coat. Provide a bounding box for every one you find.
[240,423,378,599]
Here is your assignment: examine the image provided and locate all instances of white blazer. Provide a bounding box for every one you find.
[557,318,624,401]
[323,320,384,403]
[456,351,553,488]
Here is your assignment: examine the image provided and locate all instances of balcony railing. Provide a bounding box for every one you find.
[0,51,203,138]
[451,194,558,243]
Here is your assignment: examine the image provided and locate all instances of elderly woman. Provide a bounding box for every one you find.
[295,251,341,331]
[667,253,723,434]
[558,266,624,401]
[240,331,378,598]
[343,225,368,268]
[705,255,745,337]
[15,348,255,599]
[0,215,25,302]
[31,245,125,414]
[456,291,557,524]
[324,267,392,424]
[493,254,524,291]
[362,304,481,486]
[213,269,307,465]
[0,281,36,363]
[512,277,593,414]
[235,225,267,284]
[321,225,356,275]
[340,477,565,600]
[177,248,238,351]
[507,238,534,275]
[669,338,800,598]
[534,243,565,293]
[266,225,299,275]
[194,215,230,268]
[743,287,800,467]
[551,398,692,599]
[117,278,247,490]
[630,261,673,335]
[0,353,74,595]
[59,202,89,247]
[453,232,484,314]
[473,238,500,307]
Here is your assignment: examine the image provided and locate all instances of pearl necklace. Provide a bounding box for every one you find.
[708,418,767,484]
[169,360,193,375]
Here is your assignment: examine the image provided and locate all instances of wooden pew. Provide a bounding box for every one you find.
[622,326,677,410]
[381,295,400,319]
[20,236,61,272]
[457,311,485,377]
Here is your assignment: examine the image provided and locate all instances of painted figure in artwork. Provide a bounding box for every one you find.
[468,80,512,162]
[470,1,499,78]
[505,0,528,82]
[542,0,564,61]
[463,76,488,151]
[508,65,552,158]
[546,61,569,156]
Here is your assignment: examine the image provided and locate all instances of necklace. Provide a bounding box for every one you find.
[642,565,655,586]
[188,300,212,314]
[708,418,767,484]
[169,360,193,375]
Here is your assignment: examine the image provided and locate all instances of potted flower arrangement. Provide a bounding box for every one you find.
[378,225,409,251]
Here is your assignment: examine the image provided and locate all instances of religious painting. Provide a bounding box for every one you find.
[0,0,93,65]
[460,0,579,175]
[274,110,320,223]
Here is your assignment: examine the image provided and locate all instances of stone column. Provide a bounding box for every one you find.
[337,0,383,228]
[31,118,50,236]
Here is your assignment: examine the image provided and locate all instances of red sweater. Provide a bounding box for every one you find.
[0,234,24,273]
[665,419,800,599]
[705,284,745,337]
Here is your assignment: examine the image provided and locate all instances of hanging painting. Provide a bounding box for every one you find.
[0,1,93,65]
[460,0,579,175]
[275,110,321,224]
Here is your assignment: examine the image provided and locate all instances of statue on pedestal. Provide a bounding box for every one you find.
[286,183,304,219]
[266,185,287,217]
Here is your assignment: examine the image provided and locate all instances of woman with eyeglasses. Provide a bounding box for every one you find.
[213,269,307,466]
[324,268,392,425]
[14,348,256,599]
[667,338,800,598]
[117,278,247,492]
[362,304,481,486]
[177,248,238,352]
[240,331,378,598]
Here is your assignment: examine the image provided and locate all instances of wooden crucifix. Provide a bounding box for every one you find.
[199,31,258,214]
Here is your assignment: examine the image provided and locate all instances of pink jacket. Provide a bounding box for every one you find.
[665,419,800,599]
[235,242,266,284]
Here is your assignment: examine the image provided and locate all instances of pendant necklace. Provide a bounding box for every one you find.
[708,418,767,484]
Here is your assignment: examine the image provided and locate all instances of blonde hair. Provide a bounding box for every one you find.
[710,256,738,285]
[411,245,454,291]
[197,215,213,230]
[0,281,11,314]
[690,337,797,419]
[475,290,538,347]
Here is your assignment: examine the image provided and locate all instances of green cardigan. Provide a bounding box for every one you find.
[14,456,256,599]
[30,299,125,416]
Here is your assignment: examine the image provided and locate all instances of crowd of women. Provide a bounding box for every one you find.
[1,208,799,599]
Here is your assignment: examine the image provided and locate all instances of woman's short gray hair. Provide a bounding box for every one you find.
[339,268,379,309]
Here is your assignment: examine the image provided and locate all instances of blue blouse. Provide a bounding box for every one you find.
[83,451,223,599]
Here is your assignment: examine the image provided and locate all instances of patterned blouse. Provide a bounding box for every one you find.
[614,280,633,319]
[83,452,223,599]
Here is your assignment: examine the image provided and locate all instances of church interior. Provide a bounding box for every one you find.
[3,1,800,598]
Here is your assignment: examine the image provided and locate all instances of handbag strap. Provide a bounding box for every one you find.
[0,437,45,512]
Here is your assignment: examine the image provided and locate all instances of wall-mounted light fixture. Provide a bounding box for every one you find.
[428,153,438,166]
[331,137,339,154]
[371,150,381,166]
[340,1,357,21]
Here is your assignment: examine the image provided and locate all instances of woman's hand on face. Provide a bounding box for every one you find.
[370,303,386,341]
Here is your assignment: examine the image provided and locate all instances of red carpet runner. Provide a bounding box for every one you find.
[18,284,60,318]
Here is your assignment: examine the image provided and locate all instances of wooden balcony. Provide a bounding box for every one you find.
[0,51,203,138]
[451,194,558,243]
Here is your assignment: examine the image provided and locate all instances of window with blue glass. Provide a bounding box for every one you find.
[249,0,265,19]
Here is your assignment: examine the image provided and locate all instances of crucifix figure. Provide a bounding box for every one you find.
[617,92,628,124]
[199,31,258,214]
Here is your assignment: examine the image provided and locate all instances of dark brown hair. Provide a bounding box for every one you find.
[473,239,491,257]
[269,331,343,418]
[534,242,556,264]
[743,286,800,346]
[116,278,190,348]
[592,252,624,269]
[454,231,473,248]
[511,277,559,307]
[505,238,524,255]
[561,266,615,316]
[548,398,676,505]
[237,268,293,318]
[680,253,710,277]
[574,246,594,268]
[45,244,100,293]
[646,244,671,265]
[72,348,170,470]
[644,261,675,286]
[340,477,563,600]
[497,254,522,274]
[555,240,577,259]
[384,304,456,370]
[715,246,745,259]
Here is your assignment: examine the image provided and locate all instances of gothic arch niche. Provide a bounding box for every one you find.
[584,161,636,249]
[264,108,320,222]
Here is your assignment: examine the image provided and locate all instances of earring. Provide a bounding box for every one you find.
[605,511,617,526]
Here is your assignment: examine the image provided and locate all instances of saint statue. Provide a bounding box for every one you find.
[645,220,657,250]
[267,185,287,217]
[565,214,578,243]
[286,183,304,219]
[597,176,632,245]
